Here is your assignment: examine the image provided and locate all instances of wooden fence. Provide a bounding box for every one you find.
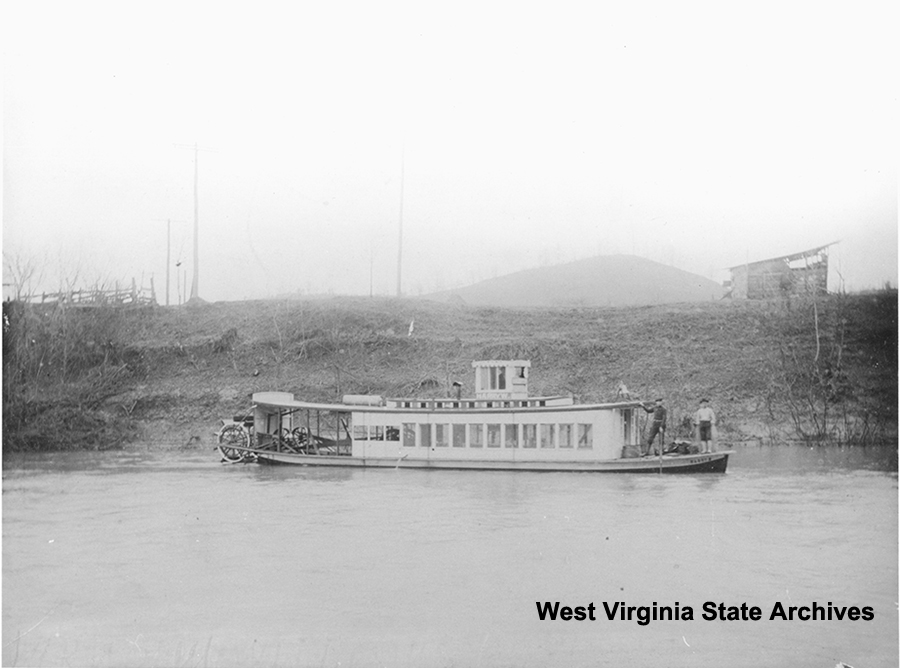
[21,279,157,308]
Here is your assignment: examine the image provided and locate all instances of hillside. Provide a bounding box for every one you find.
[429,255,723,307]
[2,291,896,452]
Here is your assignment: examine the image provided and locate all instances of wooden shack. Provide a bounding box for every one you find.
[726,243,834,299]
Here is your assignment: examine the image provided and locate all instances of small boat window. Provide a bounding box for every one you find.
[420,402,427,408]
[559,424,573,448]
[487,424,501,448]
[370,426,384,441]
[504,424,518,448]
[419,424,432,448]
[353,425,368,440]
[452,424,466,447]
[386,426,400,441]
[522,424,537,448]
[577,424,593,449]
[435,424,449,447]
[402,423,416,447]
[541,424,555,448]
[469,424,484,448]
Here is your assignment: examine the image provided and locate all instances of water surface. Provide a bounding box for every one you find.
[3,444,897,667]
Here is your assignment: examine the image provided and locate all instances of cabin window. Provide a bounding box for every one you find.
[452,424,466,448]
[419,424,432,448]
[559,424,573,448]
[386,426,400,441]
[402,423,416,447]
[504,424,518,448]
[622,409,632,444]
[435,424,449,447]
[516,366,526,379]
[489,366,506,390]
[353,425,368,440]
[469,424,483,448]
[522,424,537,448]
[540,424,555,448]
[487,424,501,448]
[370,426,384,441]
[577,424,593,449]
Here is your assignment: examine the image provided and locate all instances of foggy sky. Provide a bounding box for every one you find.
[3,2,897,303]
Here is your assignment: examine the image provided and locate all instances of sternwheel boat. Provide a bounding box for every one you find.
[215,360,731,473]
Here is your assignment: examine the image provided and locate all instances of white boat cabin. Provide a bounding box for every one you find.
[250,360,643,462]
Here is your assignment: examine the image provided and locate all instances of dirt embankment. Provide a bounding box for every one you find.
[3,292,896,451]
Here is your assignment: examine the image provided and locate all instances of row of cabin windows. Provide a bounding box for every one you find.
[352,423,593,448]
[390,422,593,449]
[351,426,401,441]
[397,400,547,409]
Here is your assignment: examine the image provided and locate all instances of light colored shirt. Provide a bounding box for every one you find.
[694,406,716,424]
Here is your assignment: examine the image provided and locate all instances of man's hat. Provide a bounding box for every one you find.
[700,398,709,403]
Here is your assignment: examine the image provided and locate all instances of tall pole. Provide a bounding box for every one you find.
[166,219,171,306]
[191,143,199,301]
[396,142,404,297]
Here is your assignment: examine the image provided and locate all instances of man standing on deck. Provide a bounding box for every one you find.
[693,398,717,453]
[642,398,667,456]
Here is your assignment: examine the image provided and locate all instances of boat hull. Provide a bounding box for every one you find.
[225,446,731,473]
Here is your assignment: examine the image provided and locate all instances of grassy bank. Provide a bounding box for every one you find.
[3,292,896,452]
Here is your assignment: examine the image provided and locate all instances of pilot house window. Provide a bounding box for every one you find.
[489,366,506,390]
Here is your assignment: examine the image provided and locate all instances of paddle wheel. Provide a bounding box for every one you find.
[216,417,253,463]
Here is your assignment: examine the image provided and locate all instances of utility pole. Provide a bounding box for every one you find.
[154,218,186,306]
[174,143,215,302]
[191,143,199,300]
[396,142,405,297]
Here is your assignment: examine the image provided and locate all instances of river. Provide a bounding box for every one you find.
[3,444,897,667]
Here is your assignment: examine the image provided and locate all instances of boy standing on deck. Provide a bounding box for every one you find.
[642,398,667,456]
[693,398,717,453]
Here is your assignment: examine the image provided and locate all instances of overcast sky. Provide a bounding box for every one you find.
[3,1,897,303]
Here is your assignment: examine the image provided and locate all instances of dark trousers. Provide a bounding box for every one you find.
[646,421,664,452]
